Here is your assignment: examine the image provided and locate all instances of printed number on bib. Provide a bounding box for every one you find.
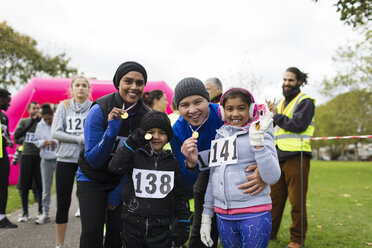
[132,169,174,199]
[209,135,238,167]
[198,149,211,171]
[66,116,85,133]
[25,132,36,143]
[110,136,128,155]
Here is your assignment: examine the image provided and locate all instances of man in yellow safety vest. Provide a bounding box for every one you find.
[267,67,315,248]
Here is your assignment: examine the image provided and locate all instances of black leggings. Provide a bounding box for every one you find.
[55,161,77,224]
[0,154,10,214]
[77,181,122,248]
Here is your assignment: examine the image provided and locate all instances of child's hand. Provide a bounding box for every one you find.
[200,214,213,247]
[126,128,149,150]
[171,219,190,247]
[249,111,273,147]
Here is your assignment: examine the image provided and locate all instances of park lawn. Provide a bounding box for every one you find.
[268,160,372,248]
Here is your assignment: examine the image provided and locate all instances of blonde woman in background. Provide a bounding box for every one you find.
[51,76,92,248]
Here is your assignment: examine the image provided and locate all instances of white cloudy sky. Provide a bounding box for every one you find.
[1,0,361,104]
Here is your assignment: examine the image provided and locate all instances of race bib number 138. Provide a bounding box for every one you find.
[132,169,174,199]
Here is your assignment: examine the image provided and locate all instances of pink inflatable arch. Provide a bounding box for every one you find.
[6,77,174,185]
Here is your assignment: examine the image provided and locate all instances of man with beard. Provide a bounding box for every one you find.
[266,67,315,248]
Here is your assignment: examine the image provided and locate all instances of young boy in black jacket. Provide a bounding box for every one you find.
[109,110,190,248]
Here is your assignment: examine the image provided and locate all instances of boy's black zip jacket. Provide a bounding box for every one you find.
[108,144,189,220]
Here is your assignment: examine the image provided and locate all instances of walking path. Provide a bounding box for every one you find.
[0,187,81,248]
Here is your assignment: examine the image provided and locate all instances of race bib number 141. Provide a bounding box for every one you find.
[132,169,174,199]
[209,135,238,167]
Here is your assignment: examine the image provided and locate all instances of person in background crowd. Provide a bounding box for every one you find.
[109,110,190,248]
[77,61,150,248]
[200,88,280,248]
[34,103,58,225]
[142,89,168,112]
[266,67,315,248]
[51,76,92,248]
[14,101,42,223]
[204,77,222,104]
[170,77,266,248]
[0,89,17,228]
[168,98,180,127]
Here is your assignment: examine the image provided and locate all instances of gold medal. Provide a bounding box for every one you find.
[255,121,260,131]
[144,133,152,140]
[121,112,129,119]
[192,131,199,139]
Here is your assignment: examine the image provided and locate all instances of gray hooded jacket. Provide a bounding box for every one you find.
[52,98,92,163]
[203,124,281,216]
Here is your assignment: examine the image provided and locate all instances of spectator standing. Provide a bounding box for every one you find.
[204,78,222,104]
[0,89,17,228]
[34,103,58,225]
[266,67,315,248]
[14,101,42,223]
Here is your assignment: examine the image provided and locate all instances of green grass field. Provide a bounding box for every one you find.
[5,161,372,247]
[268,161,372,248]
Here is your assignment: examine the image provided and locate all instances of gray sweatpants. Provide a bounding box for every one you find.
[40,158,57,214]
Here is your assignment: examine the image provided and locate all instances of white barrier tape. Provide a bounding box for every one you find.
[305,135,372,141]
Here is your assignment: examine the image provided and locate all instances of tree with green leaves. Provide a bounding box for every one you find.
[313,0,372,27]
[0,21,78,89]
[313,90,372,160]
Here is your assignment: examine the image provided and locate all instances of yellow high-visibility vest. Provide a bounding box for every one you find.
[274,92,315,152]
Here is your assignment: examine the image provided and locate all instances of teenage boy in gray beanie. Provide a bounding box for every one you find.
[170,77,266,247]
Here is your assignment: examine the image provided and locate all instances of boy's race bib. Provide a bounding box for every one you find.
[209,135,238,167]
[132,168,174,199]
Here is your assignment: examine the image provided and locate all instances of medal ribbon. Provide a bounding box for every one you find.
[122,102,138,114]
[188,114,209,137]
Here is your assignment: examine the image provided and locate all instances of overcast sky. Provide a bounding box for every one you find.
[1,0,361,104]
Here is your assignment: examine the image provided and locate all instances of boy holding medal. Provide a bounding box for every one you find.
[109,110,190,248]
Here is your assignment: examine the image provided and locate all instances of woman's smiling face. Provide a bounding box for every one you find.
[118,71,145,105]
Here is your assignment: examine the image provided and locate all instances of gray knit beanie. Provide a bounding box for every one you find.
[174,77,210,108]
[140,110,173,141]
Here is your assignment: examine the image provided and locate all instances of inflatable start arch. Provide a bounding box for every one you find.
[6,77,174,185]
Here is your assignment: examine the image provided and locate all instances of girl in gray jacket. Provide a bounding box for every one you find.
[200,88,281,248]
[51,76,92,248]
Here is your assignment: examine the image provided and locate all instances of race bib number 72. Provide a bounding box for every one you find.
[132,169,174,199]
